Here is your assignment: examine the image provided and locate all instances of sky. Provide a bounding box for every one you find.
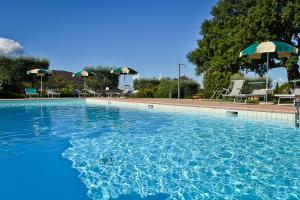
[0,0,291,86]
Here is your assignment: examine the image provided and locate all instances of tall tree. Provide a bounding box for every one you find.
[187,0,300,81]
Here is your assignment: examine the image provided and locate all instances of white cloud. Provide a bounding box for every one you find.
[0,37,23,55]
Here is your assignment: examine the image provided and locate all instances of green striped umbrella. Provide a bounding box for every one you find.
[111,67,138,75]
[111,67,138,83]
[26,68,53,93]
[72,70,96,90]
[239,41,298,59]
[240,41,299,101]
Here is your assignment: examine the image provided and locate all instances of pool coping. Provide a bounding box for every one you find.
[86,98,297,125]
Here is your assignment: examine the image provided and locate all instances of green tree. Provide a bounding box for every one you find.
[0,56,49,97]
[84,66,119,91]
[187,0,300,81]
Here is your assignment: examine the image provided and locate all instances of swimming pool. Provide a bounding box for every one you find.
[0,99,299,199]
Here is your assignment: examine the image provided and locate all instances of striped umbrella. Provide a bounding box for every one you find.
[240,41,299,101]
[111,67,138,83]
[72,70,96,90]
[26,68,53,93]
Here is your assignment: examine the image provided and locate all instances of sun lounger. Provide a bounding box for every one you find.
[211,82,233,100]
[241,89,272,103]
[274,88,300,106]
[73,89,86,98]
[130,90,139,95]
[118,89,130,97]
[223,80,246,103]
[46,89,61,98]
[25,88,39,98]
[86,89,102,97]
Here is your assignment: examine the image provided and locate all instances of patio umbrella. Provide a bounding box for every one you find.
[111,67,138,83]
[240,41,299,101]
[72,70,96,90]
[26,68,53,93]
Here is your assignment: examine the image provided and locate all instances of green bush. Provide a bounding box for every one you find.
[135,88,155,98]
[278,82,290,94]
[154,78,199,98]
[133,78,160,90]
[154,79,177,98]
[203,70,232,96]
[56,86,74,97]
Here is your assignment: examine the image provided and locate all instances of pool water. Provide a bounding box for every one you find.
[0,100,300,200]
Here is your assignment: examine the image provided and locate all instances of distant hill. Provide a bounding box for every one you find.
[48,70,83,88]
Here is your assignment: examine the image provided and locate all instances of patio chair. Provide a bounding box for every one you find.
[107,89,122,97]
[223,80,246,103]
[25,88,39,98]
[274,88,300,106]
[130,90,139,95]
[73,89,86,98]
[241,89,273,103]
[86,89,102,97]
[46,89,61,98]
[210,81,233,100]
[117,89,130,98]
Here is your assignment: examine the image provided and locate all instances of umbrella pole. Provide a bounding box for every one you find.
[266,52,269,102]
[41,76,43,95]
[84,77,86,91]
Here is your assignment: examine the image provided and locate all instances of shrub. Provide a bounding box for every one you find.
[133,78,160,90]
[154,79,177,98]
[135,88,155,98]
[56,85,74,97]
[278,82,290,94]
[154,78,199,98]
[203,70,232,96]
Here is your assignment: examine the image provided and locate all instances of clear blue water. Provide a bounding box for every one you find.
[0,99,300,200]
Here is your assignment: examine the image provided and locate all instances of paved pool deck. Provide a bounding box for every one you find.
[93,98,296,114]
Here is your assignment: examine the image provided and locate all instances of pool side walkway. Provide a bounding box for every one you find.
[92,98,296,114]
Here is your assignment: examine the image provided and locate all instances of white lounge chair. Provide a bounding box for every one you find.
[210,81,233,100]
[46,89,61,98]
[86,89,102,97]
[274,88,300,106]
[223,80,246,103]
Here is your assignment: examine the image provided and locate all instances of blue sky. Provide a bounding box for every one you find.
[0,0,291,86]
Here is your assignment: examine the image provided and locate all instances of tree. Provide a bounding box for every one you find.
[187,0,300,81]
[0,56,49,97]
[84,66,119,91]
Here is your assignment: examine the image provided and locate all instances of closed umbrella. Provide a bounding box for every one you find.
[240,41,299,101]
[72,70,96,90]
[26,68,53,93]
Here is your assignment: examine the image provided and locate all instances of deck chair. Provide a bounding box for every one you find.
[73,89,86,98]
[86,89,102,97]
[223,80,246,103]
[130,90,139,95]
[210,81,233,100]
[46,89,61,98]
[116,89,129,98]
[245,89,269,101]
[274,88,300,106]
[25,88,39,98]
